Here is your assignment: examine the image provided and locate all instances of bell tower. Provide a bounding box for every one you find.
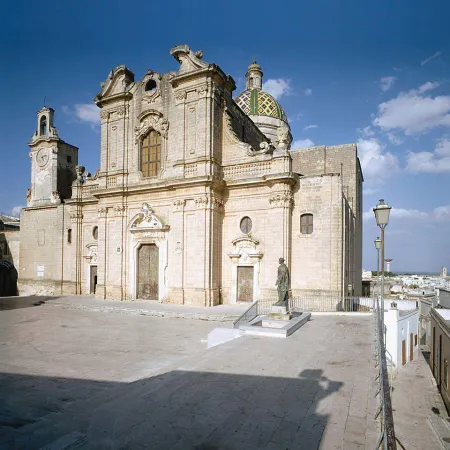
[27,107,78,207]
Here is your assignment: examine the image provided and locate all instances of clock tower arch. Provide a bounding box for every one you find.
[28,107,78,206]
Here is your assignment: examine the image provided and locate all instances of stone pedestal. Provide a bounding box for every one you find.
[268,305,292,321]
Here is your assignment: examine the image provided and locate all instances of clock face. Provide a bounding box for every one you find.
[36,149,49,167]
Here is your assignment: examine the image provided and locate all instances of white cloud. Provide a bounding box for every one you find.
[363,207,427,221]
[359,126,375,137]
[380,76,397,92]
[386,133,404,145]
[434,206,450,219]
[11,206,24,217]
[363,204,450,221]
[357,138,399,184]
[303,124,318,131]
[262,79,291,100]
[391,208,428,219]
[372,82,450,135]
[421,51,442,66]
[62,103,100,126]
[304,88,312,96]
[406,139,450,173]
[418,81,440,93]
[291,139,314,149]
[364,187,380,196]
[287,112,303,123]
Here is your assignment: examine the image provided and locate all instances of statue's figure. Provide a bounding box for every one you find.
[275,257,290,306]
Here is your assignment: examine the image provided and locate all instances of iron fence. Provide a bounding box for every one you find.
[289,295,374,312]
[233,296,374,328]
[373,296,397,449]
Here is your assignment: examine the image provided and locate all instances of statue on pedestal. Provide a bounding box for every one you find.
[275,257,290,306]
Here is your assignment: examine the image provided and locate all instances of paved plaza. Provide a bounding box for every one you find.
[0,297,446,449]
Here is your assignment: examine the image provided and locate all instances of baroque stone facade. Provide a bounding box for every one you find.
[19,44,363,305]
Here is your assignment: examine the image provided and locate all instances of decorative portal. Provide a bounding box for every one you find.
[228,236,263,304]
[137,244,159,300]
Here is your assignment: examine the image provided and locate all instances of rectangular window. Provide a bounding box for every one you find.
[68,228,72,244]
[415,334,418,346]
[141,130,161,177]
[67,155,72,163]
[300,214,313,234]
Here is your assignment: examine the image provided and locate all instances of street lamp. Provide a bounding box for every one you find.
[373,199,392,330]
[374,237,382,299]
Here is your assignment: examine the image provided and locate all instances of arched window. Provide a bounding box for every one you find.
[67,228,72,244]
[300,214,313,234]
[249,77,254,88]
[40,116,47,135]
[141,130,161,177]
[145,79,157,92]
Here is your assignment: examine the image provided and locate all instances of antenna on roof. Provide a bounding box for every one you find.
[43,96,46,107]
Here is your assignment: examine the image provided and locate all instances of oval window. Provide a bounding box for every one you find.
[240,217,252,234]
[93,226,99,240]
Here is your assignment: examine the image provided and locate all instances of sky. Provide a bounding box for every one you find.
[1,0,449,273]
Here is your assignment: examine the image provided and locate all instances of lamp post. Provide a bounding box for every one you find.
[374,237,382,300]
[373,199,392,331]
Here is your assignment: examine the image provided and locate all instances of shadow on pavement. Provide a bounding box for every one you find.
[0,296,60,311]
[1,367,344,449]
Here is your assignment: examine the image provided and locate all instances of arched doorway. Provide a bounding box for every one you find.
[137,244,159,300]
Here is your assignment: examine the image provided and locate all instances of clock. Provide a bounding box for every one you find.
[36,149,49,167]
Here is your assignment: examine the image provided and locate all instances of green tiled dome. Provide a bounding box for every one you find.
[235,89,287,122]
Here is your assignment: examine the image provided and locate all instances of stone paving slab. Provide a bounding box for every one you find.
[5,313,376,449]
[0,305,221,448]
[42,295,249,322]
[390,347,447,450]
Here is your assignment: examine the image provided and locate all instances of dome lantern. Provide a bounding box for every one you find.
[246,60,263,90]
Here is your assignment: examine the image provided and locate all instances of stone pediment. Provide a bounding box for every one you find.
[135,110,169,143]
[94,65,135,104]
[229,236,263,261]
[84,243,98,263]
[170,45,209,74]
[129,203,169,232]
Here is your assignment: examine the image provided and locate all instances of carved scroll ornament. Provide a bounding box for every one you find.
[135,112,169,143]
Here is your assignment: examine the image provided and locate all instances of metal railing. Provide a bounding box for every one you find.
[233,296,374,328]
[373,295,397,449]
[290,295,374,312]
[233,301,259,328]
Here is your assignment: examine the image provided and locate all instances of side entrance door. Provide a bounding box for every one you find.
[410,333,414,361]
[137,244,159,300]
[237,266,254,302]
[90,266,97,295]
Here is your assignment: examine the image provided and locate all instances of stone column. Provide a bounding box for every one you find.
[96,206,108,299]
[269,188,294,268]
[170,199,186,304]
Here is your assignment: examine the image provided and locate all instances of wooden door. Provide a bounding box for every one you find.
[410,333,414,361]
[137,244,159,300]
[402,340,406,365]
[90,266,97,294]
[237,266,254,302]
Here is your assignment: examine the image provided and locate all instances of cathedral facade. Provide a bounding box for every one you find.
[19,45,363,305]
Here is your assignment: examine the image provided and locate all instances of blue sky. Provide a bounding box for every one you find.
[1,0,450,272]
